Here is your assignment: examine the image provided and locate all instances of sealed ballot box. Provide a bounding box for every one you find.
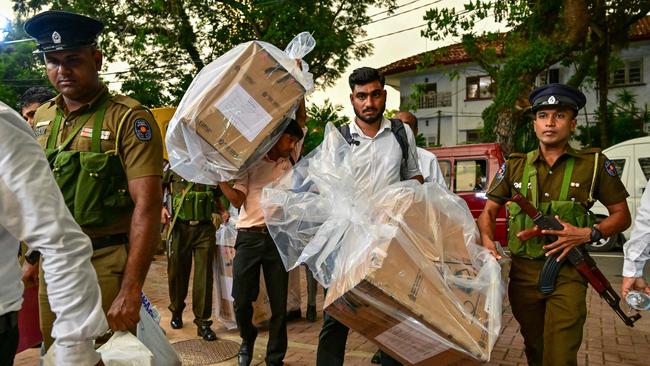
[323,185,505,365]
[166,33,315,184]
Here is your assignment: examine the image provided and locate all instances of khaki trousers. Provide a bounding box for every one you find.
[509,256,587,366]
[39,244,127,350]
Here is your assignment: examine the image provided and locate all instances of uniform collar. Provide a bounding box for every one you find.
[51,84,109,117]
[531,145,580,163]
[349,117,390,138]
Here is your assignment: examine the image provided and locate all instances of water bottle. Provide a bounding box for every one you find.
[626,291,650,311]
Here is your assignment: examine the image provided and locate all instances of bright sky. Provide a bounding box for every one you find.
[0,0,503,116]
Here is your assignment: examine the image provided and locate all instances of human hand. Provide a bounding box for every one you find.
[21,261,39,288]
[221,211,230,223]
[161,207,170,225]
[541,216,591,261]
[621,276,650,298]
[481,238,502,260]
[107,289,141,331]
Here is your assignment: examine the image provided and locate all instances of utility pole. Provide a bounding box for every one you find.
[437,110,442,146]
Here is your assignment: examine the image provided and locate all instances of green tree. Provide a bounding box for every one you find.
[302,99,350,155]
[0,21,48,109]
[14,0,396,106]
[420,0,650,154]
[575,90,649,147]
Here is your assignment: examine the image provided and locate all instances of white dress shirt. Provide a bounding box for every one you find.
[0,102,106,365]
[346,117,421,196]
[416,147,446,186]
[623,179,650,277]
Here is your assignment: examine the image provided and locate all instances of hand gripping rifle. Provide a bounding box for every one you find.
[510,192,641,327]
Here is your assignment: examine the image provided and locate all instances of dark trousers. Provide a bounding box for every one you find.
[167,221,215,325]
[316,297,402,366]
[232,231,288,365]
[0,311,19,366]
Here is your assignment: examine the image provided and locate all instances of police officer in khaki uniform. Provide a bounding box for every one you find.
[478,83,631,366]
[162,170,225,340]
[24,10,163,348]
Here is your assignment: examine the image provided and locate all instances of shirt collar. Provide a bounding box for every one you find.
[532,145,580,163]
[349,117,391,138]
[52,84,109,117]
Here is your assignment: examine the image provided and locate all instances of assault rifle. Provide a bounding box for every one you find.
[510,192,641,327]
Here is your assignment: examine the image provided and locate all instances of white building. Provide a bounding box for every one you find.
[379,16,650,146]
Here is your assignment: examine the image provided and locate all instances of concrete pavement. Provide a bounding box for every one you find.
[15,253,650,365]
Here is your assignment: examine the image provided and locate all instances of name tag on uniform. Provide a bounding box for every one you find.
[80,128,111,140]
[35,120,51,128]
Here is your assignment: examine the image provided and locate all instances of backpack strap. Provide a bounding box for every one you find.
[390,118,410,181]
[338,124,356,146]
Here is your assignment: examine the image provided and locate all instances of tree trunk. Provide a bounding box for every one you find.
[595,1,610,148]
[495,109,515,156]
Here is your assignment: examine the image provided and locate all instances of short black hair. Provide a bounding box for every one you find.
[348,67,385,90]
[16,86,56,111]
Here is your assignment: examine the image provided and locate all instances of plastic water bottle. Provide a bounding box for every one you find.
[626,291,650,311]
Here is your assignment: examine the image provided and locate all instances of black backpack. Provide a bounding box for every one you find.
[338,119,410,181]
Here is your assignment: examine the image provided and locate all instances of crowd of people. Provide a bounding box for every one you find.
[1,8,649,366]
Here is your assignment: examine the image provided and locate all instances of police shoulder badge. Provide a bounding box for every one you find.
[604,158,618,177]
[134,119,152,141]
[496,162,506,180]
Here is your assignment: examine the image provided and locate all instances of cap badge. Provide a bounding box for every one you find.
[547,95,557,104]
[52,31,61,44]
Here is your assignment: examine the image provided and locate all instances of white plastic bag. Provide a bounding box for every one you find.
[137,299,181,366]
[98,331,153,366]
[166,32,316,184]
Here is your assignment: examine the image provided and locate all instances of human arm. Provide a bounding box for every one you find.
[622,179,650,297]
[0,103,106,365]
[219,181,247,209]
[478,199,504,260]
[542,200,631,261]
[107,176,162,331]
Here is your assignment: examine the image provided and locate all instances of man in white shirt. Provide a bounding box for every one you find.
[0,102,106,366]
[316,67,423,366]
[395,111,446,187]
[621,179,650,298]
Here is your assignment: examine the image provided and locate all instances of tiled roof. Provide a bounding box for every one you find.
[380,15,650,76]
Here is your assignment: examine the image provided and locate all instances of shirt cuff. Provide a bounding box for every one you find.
[55,340,101,366]
[622,258,646,278]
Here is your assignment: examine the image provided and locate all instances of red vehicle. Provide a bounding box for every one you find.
[428,143,508,245]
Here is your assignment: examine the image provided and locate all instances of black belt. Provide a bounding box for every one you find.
[0,311,18,334]
[177,219,212,226]
[91,234,128,251]
[238,226,269,234]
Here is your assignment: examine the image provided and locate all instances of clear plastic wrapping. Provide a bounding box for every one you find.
[261,124,509,362]
[166,32,315,184]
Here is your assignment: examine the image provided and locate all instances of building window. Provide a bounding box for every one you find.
[537,68,560,85]
[466,129,482,143]
[466,75,494,100]
[611,59,643,86]
[455,159,487,192]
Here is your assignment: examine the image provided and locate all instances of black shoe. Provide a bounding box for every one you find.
[371,349,382,364]
[170,315,183,329]
[197,324,217,341]
[286,308,301,321]
[306,304,317,322]
[237,343,253,366]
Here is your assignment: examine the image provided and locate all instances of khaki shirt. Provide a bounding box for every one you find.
[487,146,628,208]
[32,86,163,238]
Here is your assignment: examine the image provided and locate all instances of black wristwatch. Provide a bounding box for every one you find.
[590,226,603,243]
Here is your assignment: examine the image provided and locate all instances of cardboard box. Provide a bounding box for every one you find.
[182,41,305,170]
[324,194,498,365]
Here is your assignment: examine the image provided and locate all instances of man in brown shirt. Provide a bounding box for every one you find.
[24,10,163,348]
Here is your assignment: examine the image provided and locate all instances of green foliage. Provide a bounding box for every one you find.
[302,99,350,155]
[575,90,649,147]
[14,0,396,106]
[0,21,48,109]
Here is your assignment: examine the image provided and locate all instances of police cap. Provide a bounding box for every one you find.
[528,83,586,113]
[24,10,104,53]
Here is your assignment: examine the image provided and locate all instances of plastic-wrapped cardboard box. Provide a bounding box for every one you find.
[324,194,501,365]
[180,41,305,171]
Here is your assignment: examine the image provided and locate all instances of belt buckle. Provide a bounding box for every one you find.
[189,220,200,226]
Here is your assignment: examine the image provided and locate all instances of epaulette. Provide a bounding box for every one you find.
[111,95,145,110]
[507,152,526,159]
[579,147,602,154]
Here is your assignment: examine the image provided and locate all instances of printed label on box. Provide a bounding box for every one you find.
[215,83,273,142]
[375,317,448,364]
